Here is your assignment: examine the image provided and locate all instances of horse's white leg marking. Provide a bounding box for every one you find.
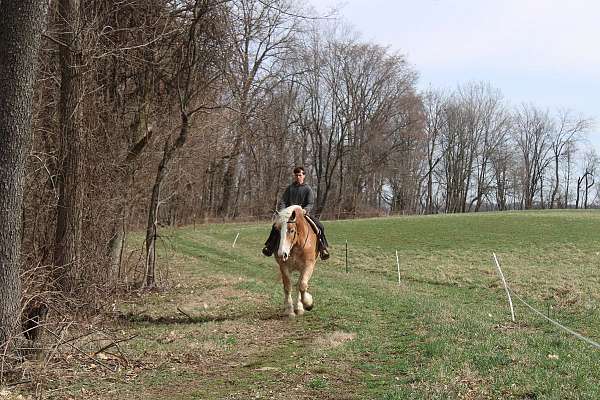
[280,266,295,318]
[294,292,304,315]
[296,263,315,314]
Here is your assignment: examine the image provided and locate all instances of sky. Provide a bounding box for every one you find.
[312,0,600,154]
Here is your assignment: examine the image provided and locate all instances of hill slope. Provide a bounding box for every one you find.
[44,210,600,399]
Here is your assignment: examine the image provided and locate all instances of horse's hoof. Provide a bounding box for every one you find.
[295,308,305,316]
[301,293,313,311]
[286,312,296,319]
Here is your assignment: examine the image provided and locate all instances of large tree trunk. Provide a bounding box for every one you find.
[0,0,49,344]
[53,0,83,292]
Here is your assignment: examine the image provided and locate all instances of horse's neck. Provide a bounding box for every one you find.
[295,214,309,237]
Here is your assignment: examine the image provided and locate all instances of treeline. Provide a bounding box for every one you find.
[1,0,596,346]
[420,86,593,214]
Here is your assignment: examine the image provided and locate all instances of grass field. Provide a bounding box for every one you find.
[34,210,600,399]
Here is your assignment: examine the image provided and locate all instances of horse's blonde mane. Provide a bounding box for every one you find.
[276,205,302,225]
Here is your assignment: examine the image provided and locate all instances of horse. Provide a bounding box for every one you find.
[273,205,319,318]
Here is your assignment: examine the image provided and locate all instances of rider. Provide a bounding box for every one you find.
[262,166,330,260]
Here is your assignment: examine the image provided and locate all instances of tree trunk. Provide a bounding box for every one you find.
[144,114,189,287]
[145,174,162,288]
[109,111,152,282]
[107,212,126,281]
[550,154,559,209]
[584,172,593,209]
[427,171,434,214]
[0,0,49,344]
[218,133,242,218]
[576,175,583,209]
[539,176,545,209]
[54,0,83,292]
[565,152,572,207]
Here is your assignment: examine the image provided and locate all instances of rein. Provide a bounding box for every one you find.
[287,218,310,251]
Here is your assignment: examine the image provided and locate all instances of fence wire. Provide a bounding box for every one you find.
[493,253,600,350]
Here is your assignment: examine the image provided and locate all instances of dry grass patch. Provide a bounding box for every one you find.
[313,331,356,349]
[184,286,268,311]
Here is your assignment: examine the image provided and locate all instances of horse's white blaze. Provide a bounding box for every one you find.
[275,205,300,261]
[277,223,288,259]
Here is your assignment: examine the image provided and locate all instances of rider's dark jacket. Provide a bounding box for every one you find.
[277,183,315,214]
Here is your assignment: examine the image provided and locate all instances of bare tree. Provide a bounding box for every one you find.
[512,105,553,209]
[95,0,167,281]
[490,140,515,211]
[421,89,446,214]
[548,110,590,208]
[467,84,511,212]
[218,0,300,218]
[0,0,49,343]
[144,0,225,287]
[440,93,479,213]
[563,140,577,207]
[295,25,349,217]
[577,150,598,209]
[294,25,421,217]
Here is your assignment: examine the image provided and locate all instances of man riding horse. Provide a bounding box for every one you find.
[262,166,330,260]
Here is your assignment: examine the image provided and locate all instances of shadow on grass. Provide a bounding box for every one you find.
[404,276,484,291]
[117,309,284,325]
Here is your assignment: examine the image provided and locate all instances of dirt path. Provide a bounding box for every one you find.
[35,256,363,400]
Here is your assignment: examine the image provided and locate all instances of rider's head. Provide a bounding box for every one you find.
[293,166,305,185]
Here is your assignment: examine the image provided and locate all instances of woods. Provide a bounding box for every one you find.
[0,0,597,383]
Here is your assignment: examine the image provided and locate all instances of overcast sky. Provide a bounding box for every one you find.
[313,0,600,152]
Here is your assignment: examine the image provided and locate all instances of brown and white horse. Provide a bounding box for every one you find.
[273,205,319,318]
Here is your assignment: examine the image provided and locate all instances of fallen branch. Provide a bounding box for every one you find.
[42,326,114,372]
[94,335,138,356]
[176,307,194,322]
[7,380,32,387]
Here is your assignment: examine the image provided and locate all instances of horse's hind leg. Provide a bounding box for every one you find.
[296,265,315,315]
[280,266,295,318]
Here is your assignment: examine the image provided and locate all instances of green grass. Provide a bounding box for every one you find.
[34,210,600,399]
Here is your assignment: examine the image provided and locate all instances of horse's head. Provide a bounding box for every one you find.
[274,205,303,262]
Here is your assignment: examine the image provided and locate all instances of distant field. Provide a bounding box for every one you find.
[44,210,600,399]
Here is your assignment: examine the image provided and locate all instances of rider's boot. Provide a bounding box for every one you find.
[318,237,330,261]
[262,246,273,257]
[262,227,278,257]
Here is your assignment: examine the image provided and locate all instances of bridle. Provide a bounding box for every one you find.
[284,219,309,250]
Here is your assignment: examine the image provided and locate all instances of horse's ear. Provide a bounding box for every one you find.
[289,210,296,222]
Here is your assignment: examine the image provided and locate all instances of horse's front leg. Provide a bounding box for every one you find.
[280,265,295,318]
[295,263,315,315]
